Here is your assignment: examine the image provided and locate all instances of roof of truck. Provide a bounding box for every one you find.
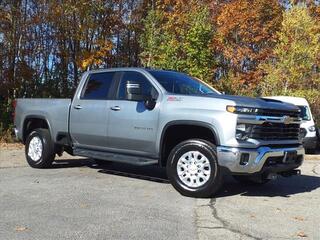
[86,67,177,73]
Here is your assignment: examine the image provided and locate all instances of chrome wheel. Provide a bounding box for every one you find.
[28,136,43,161]
[176,151,211,188]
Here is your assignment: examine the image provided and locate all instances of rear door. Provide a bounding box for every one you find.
[107,71,160,156]
[70,71,117,149]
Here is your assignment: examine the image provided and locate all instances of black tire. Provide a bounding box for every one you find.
[233,175,270,185]
[25,128,55,168]
[166,139,223,198]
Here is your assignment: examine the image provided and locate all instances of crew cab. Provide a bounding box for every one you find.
[13,68,304,197]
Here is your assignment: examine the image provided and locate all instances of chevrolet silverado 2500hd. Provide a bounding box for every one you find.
[13,68,304,197]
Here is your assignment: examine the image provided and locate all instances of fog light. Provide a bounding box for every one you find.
[236,124,252,140]
[240,153,250,165]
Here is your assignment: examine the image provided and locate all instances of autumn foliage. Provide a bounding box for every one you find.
[212,0,283,94]
[0,0,320,138]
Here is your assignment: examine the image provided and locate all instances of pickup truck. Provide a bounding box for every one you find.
[13,68,304,197]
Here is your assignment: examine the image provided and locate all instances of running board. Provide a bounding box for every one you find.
[73,148,158,166]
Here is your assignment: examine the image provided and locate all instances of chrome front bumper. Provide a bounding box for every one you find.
[217,145,304,174]
[13,127,19,140]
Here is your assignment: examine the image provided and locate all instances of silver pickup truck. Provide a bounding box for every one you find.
[14,68,304,197]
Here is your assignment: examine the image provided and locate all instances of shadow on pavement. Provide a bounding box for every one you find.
[95,162,169,183]
[216,174,320,198]
[51,158,320,197]
[52,158,169,183]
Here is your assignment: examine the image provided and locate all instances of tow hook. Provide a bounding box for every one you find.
[280,169,301,177]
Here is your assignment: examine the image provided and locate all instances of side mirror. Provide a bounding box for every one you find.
[126,80,157,110]
[126,81,144,101]
[144,96,156,110]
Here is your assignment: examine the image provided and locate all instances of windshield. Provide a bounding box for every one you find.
[148,70,218,96]
[298,106,311,121]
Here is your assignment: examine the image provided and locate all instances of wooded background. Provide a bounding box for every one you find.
[1,0,320,141]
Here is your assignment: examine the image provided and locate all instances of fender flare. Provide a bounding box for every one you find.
[159,120,220,166]
[22,115,52,142]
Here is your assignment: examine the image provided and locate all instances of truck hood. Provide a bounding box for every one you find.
[213,94,300,112]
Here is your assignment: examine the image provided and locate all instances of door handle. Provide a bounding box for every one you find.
[110,106,121,111]
[74,105,82,110]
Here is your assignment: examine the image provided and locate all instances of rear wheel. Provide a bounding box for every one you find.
[25,128,55,168]
[166,139,223,198]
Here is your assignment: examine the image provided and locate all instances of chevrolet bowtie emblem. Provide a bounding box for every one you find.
[283,116,292,124]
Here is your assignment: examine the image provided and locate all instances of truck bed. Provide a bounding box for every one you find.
[14,98,71,142]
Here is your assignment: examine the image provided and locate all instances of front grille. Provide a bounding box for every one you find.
[249,122,300,141]
[255,109,300,118]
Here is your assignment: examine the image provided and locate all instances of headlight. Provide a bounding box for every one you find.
[236,124,253,140]
[308,125,316,132]
[227,105,258,114]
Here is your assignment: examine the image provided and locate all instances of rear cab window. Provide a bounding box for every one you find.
[81,72,116,100]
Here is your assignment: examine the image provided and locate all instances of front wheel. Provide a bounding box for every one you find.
[166,139,223,198]
[25,128,55,168]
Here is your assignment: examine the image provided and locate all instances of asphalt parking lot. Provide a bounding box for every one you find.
[0,148,320,240]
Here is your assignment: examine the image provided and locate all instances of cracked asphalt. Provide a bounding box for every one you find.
[0,148,320,240]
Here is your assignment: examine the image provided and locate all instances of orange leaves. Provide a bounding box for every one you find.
[214,0,282,62]
[80,40,113,70]
[212,0,283,91]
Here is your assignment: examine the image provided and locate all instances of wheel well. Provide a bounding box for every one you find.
[160,124,217,167]
[23,118,49,142]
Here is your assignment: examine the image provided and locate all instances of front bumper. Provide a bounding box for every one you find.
[13,127,19,141]
[217,145,304,174]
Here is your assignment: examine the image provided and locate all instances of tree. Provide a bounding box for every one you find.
[0,0,148,138]
[139,8,164,68]
[47,0,119,92]
[261,4,320,121]
[261,4,320,95]
[212,0,283,94]
[139,0,215,82]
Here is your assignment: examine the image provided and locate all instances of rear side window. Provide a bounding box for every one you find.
[82,72,115,100]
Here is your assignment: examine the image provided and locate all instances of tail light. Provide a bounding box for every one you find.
[12,99,17,122]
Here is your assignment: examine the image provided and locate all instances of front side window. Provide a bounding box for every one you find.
[82,72,115,100]
[148,70,218,96]
[118,71,158,100]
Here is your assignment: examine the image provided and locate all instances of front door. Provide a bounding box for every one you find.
[70,71,116,149]
[107,71,160,156]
